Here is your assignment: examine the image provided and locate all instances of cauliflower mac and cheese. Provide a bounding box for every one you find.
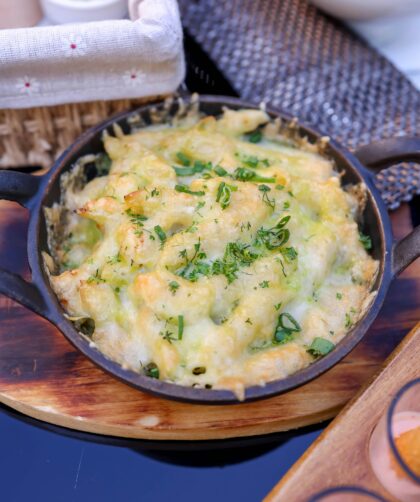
[46,108,378,397]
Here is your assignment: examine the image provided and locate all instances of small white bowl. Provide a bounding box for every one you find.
[311,0,420,21]
[41,0,128,24]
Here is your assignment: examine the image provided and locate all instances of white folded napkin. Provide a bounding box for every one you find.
[0,0,185,109]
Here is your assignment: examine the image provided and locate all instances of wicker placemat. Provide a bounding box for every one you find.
[179,0,420,209]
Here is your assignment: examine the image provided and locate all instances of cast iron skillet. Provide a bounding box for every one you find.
[0,95,419,404]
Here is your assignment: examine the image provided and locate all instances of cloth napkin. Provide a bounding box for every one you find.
[0,0,185,109]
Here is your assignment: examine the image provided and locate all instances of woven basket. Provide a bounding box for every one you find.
[0,96,165,171]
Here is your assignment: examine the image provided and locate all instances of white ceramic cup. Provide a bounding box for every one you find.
[40,0,128,24]
[0,0,43,28]
[311,0,420,21]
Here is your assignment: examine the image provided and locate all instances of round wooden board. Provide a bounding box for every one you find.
[0,201,419,441]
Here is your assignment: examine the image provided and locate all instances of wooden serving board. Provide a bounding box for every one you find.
[0,200,419,441]
[265,322,420,502]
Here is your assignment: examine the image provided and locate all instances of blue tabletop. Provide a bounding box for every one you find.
[0,404,323,502]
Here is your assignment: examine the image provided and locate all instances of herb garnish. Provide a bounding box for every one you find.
[216,181,237,209]
[107,253,122,265]
[258,184,275,209]
[144,362,159,379]
[236,152,270,168]
[160,330,176,344]
[336,292,342,300]
[359,232,372,250]
[246,130,263,143]
[192,367,206,375]
[95,152,112,176]
[126,209,148,236]
[281,246,298,262]
[174,159,213,176]
[169,281,180,295]
[175,184,205,196]
[213,165,228,177]
[233,167,275,183]
[273,312,301,345]
[176,152,191,166]
[259,280,270,288]
[154,225,166,245]
[256,216,291,250]
[178,315,184,340]
[87,269,105,284]
[307,337,335,357]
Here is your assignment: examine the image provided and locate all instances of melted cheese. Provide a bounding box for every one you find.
[47,108,378,397]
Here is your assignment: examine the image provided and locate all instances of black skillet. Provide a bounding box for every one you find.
[0,94,419,404]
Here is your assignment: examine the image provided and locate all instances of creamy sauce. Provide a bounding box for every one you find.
[46,108,378,396]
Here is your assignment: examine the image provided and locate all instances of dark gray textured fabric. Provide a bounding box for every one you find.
[179,0,419,209]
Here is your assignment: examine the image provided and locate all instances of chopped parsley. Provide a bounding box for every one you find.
[160,330,176,344]
[307,337,335,357]
[216,181,237,209]
[359,232,372,250]
[106,253,121,265]
[95,152,112,176]
[168,281,179,295]
[336,292,342,300]
[154,225,167,245]
[259,280,270,288]
[126,209,148,236]
[246,129,263,143]
[150,187,160,197]
[86,269,105,284]
[175,184,205,196]
[281,246,298,262]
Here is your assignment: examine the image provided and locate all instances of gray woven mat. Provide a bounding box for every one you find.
[179,0,420,210]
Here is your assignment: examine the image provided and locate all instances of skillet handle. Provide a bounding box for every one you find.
[353,137,420,276]
[0,168,50,319]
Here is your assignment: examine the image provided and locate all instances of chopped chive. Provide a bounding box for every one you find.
[233,167,275,183]
[174,165,196,176]
[175,184,205,196]
[144,362,159,379]
[216,181,237,209]
[178,315,184,340]
[213,165,228,176]
[307,337,335,357]
[176,152,191,166]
